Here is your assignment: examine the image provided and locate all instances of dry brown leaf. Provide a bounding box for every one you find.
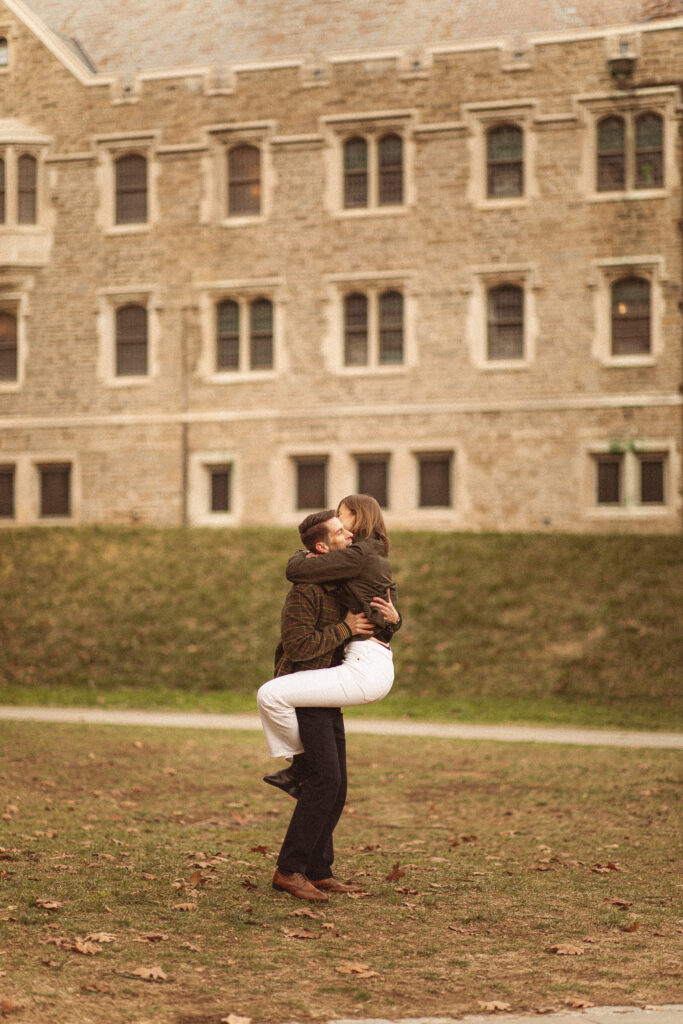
[131,965,167,982]
[384,862,405,882]
[172,902,197,912]
[250,845,268,856]
[603,897,632,908]
[620,920,640,932]
[478,1000,512,1012]
[135,932,168,943]
[592,861,623,873]
[84,932,116,943]
[71,938,104,955]
[289,908,324,919]
[35,897,62,910]
[545,943,584,956]
[281,927,319,940]
[189,869,207,888]
[335,961,380,978]
[220,1015,252,1024]
[563,997,595,1009]
[0,998,23,1015]
[533,1007,557,1015]
[241,876,258,891]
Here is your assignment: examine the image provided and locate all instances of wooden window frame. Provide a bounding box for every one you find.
[417,451,453,509]
[294,456,328,511]
[486,124,524,199]
[355,453,390,508]
[227,144,261,217]
[486,284,524,361]
[114,152,148,225]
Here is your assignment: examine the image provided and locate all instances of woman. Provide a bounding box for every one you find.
[257,494,401,789]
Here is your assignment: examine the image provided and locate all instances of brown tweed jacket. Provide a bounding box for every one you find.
[273,581,351,678]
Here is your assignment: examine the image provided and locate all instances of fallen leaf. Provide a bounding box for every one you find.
[172,902,197,912]
[130,965,167,982]
[335,961,380,978]
[385,862,405,882]
[241,877,258,891]
[35,897,62,910]
[620,920,640,932]
[563,997,595,1009]
[135,932,168,943]
[545,943,584,956]
[289,908,324,919]
[603,897,632,908]
[84,932,116,943]
[478,1000,512,1012]
[0,998,23,1015]
[250,845,268,856]
[220,1015,252,1024]
[281,927,319,940]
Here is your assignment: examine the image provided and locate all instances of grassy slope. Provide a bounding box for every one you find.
[1,527,681,730]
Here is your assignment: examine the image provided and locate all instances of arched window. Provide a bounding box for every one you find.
[343,137,368,208]
[115,154,147,224]
[115,304,148,376]
[611,277,650,356]
[17,154,37,224]
[228,145,260,215]
[216,299,239,370]
[344,292,368,365]
[487,285,524,360]
[0,311,17,380]
[597,116,625,191]
[249,298,273,369]
[378,290,404,363]
[486,125,523,197]
[635,112,663,189]
[0,38,8,68]
[378,133,403,205]
[0,157,5,223]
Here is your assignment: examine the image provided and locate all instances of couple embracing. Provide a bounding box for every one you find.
[256,493,401,902]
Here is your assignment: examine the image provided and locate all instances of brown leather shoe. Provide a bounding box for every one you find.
[272,869,329,901]
[311,877,361,893]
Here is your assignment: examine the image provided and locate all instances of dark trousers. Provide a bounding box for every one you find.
[276,706,347,880]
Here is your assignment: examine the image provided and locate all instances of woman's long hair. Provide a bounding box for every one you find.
[337,494,390,554]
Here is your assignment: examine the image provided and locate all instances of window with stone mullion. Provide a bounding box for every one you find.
[0,312,17,380]
[344,292,369,365]
[635,112,663,189]
[17,154,37,224]
[343,137,368,208]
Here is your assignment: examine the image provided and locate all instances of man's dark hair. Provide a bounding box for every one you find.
[298,509,337,553]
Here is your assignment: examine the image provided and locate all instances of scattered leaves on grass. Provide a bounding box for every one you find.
[42,935,104,955]
[478,1000,512,1012]
[563,997,595,1008]
[545,943,584,956]
[385,862,405,882]
[84,932,116,944]
[289,908,325,920]
[592,862,623,873]
[134,932,168,943]
[335,962,380,978]
[171,902,197,912]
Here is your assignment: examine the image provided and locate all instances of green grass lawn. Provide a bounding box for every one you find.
[0,722,680,1024]
[1,527,681,731]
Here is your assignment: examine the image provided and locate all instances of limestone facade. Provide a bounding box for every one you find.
[0,0,682,531]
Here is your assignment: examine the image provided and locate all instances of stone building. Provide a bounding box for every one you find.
[0,0,681,531]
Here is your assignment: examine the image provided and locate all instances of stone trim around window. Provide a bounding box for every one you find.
[463,100,539,209]
[323,271,416,374]
[576,87,679,201]
[321,110,415,217]
[589,256,666,367]
[201,121,275,226]
[195,278,285,380]
[0,453,80,525]
[187,450,240,526]
[96,286,161,386]
[95,132,160,234]
[0,120,53,265]
[464,265,540,370]
[583,440,677,519]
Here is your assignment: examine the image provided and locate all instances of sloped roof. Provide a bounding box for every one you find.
[16,0,682,78]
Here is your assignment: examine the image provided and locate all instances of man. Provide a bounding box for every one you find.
[267,509,373,902]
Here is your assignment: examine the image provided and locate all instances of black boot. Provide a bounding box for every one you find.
[263,756,307,799]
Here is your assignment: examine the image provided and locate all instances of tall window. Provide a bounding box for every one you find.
[487,285,524,360]
[115,154,147,224]
[210,465,232,513]
[0,157,5,222]
[216,299,239,371]
[487,125,523,198]
[0,466,14,518]
[0,311,17,380]
[597,116,625,191]
[295,457,327,510]
[0,38,8,68]
[378,290,403,364]
[596,455,621,505]
[342,288,406,368]
[356,455,389,507]
[635,113,663,189]
[228,145,260,216]
[378,133,403,205]
[214,297,274,372]
[639,454,665,504]
[343,137,368,209]
[39,464,71,518]
[418,452,452,508]
[611,277,650,356]
[344,293,368,366]
[17,154,37,224]
[115,304,148,376]
[594,451,667,508]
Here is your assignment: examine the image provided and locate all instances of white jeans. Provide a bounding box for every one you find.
[257,640,394,758]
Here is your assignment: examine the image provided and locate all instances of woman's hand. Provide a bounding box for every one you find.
[344,610,374,636]
[370,589,400,625]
